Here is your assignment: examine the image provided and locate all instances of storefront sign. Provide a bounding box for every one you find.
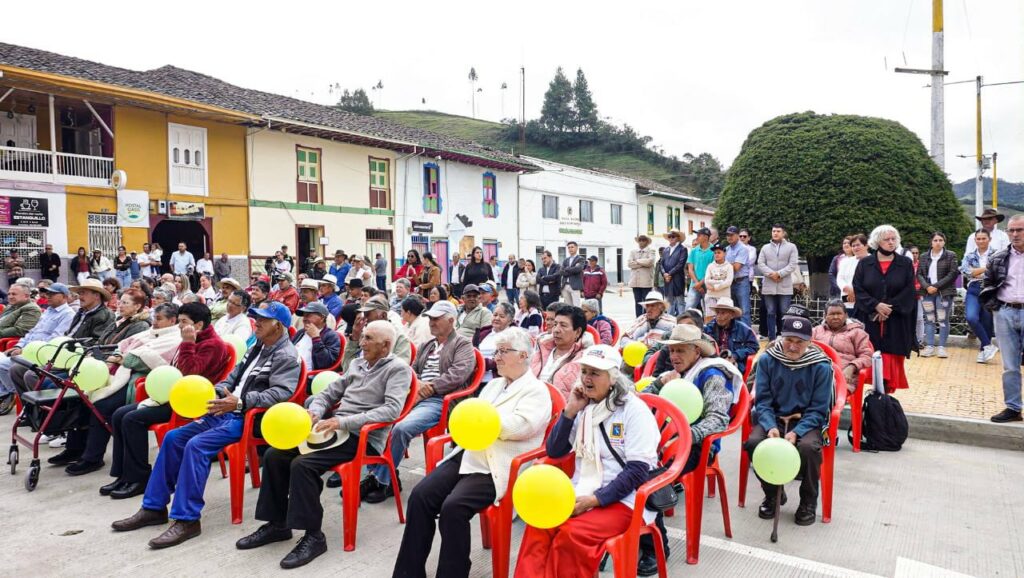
[0,196,49,227]
[411,221,434,233]
[558,206,581,236]
[168,201,206,220]
[116,189,150,228]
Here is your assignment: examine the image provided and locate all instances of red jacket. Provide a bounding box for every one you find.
[582,265,608,299]
[175,325,232,382]
[270,286,300,313]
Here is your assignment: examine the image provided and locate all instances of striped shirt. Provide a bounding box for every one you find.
[420,346,443,382]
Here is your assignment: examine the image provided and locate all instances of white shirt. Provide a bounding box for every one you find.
[198,286,217,302]
[836,255,861,301]
[196,258,214,276]
[138,252,156,277]
[503,265,516,289]
[928,250,942,284]
[215,312,253,341]
[295,333,314,369]
[450,263,461,284]
[478,329,502,382]
[966,228,1010,255]
[274,260,291,274]
[170,250,195,275]
[539,349,572,384]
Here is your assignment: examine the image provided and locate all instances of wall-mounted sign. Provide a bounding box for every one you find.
[0,196,48,227]
[411,221,433,233]
[117,189,150,228]
[168,201,205,220]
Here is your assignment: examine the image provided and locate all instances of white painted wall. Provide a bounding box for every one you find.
[0,186,68,255]
[517,157,638,282]
[393,156,519,265]
[637,193,695,251]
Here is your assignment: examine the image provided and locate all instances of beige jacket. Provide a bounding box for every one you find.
[444,372,552,502]
[628,247,657,288]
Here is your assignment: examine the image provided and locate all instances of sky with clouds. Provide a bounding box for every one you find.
[7,0,1022,184]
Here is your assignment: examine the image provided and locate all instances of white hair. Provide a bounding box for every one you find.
[15,277,34,289]
[365,319,396,353]
[395,278,411,289]
[494,326,533,356]
[868,224,901,250]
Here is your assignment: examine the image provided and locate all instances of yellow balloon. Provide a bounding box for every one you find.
[449,398,500,451]
[169,375,216,419]
[513,465,576,529]
[622,341,648,367]
[262,402,313,450]
[635,376,656,392]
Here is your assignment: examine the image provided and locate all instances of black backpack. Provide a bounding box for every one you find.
[849,391,909,452]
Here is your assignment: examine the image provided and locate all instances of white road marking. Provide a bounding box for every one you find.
[663,527,884,578]
[894,557,975,578]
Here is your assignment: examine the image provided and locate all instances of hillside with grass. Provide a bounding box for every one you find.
[374,109,701,196]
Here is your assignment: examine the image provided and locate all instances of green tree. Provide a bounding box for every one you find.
[689,153,725,200]
[572,68,598,132]
[540,67,574,133]
[336,88,374,115]
[715,112,970,267]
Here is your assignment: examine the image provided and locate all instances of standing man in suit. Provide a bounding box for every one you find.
[499,254,521,309]
[537,251,562,309]
[757,224,800,340]
[661,230,689,316]
[560,241,585,307]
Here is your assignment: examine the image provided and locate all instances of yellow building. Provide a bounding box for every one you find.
[0,43,256,279]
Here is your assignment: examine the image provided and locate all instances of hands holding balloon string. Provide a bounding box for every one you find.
[767,428,798,444]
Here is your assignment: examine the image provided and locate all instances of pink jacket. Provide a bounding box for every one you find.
[811,320,874,373]
[530,337,584,400]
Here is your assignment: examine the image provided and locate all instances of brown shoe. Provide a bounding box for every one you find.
[111,508,168,532]
[148,520,202,549]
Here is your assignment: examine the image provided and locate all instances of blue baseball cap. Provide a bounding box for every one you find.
[42,283,70,296]
[248,301,292,327]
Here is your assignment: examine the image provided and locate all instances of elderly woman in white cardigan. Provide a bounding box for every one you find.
[393,327,552,578]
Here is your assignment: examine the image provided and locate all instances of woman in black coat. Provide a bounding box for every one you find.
[460,245,493,287]
[853,225,917,393]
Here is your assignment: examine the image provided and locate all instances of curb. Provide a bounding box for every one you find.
[839,408,1024,452]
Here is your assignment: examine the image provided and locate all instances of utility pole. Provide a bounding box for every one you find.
[974,75,983,222]
[992,152,998,209]
[895,0,947,172]
[518,66,526,154]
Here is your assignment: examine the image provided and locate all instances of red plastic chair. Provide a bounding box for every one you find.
[287,326,296,338]
[331,372,420,550]
[306,335,347,384]
[223,360,308,524]
[635,350,661,381]
[669,386,750,565]
[0,337,19,352]
[849,368,869,453]
[609,319,621,346]
[423,383,565,578]
[738,342,846,524]
[409,342,417,364]
[542,394,690,578]
[421,348,486,454]
[585,325,601,345]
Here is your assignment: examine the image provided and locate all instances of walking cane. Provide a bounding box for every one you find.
[771,412,802,543]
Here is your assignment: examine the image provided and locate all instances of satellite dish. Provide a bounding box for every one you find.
[110,169,127,190]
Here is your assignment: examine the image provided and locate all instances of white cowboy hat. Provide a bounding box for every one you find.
[70,278,111,301]
[710,297,742,316]
[659,324,716,357]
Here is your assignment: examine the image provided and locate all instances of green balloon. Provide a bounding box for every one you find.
[145,366,184,404]
[752,438,801,485]
[20,341,45,365]
[659,378,704,423]
[73,357,110,392]
[223,335,248,366]
[310,371,341,396]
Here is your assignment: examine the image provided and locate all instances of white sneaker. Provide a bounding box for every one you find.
[48,435,66,448]
[39,433,58,444]
[981,344,999,363]
[936,347,949,358]
[920,346,935,357]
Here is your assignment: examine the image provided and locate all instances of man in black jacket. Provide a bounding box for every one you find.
[498,254,521,308]
[537,251,562,309]
[560,241,585,306]
[40,244,61,282]
[982,213,1024,423]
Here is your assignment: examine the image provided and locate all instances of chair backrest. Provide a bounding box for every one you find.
[811,340,847,392]
[640,350,660,379]
[637,393,692,494]
[289,360,310,405]
[585,325,601,344]
[311,334,346,375]
[288,326,297,338]
[215,347,237,383]
[609,319,621,346]
[409,342,417,364]
[249,318,256,332]
[543,383,566,436]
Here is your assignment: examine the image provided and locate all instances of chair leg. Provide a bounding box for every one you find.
[851,395,863,453]
[738,449,749,508]
[684,469,706,565]
[649,526,668,578]
[228,446,245,525]
[715,470,732,538]
[340,465,360,551]
[489,508,513,578]
[706,473,716,499]
[611,540,637,578]
[821,446,834,524]
[248,444,261,488]
[387,460,405,524]
[218,452,227,479]
[480,514,492,549]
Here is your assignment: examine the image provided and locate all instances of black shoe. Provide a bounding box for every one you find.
[758,489,787,519]
[280,532,327,569]
[65,460,104,476]
[599,553,610,572]
[100,479,125,496]
[991,408,1023,423]
[363,475,401,504]
[47,449,83,466]
[638,551,659,576]
[325,472,341,488]
[110,482,147,500]
[0,393,14,416]
[795,502,817,526]
[236,522,293,550]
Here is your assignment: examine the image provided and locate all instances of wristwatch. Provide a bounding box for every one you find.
[235,397,244,412]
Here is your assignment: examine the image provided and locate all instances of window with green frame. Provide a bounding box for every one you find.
[646,204,654,235]
[296,147,321,203]
[482,172,498,217]
[423,163,441,214]
[369,157,389,208]
[666,206,673,231]
[674,208,681,230]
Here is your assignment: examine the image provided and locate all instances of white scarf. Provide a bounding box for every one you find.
[573,401,616,497]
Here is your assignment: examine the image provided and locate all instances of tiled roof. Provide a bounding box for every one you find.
[0,42,536,171]
[588,167,697,200]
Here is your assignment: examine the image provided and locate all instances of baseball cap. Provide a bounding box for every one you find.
[42,282,70,296]
[780,316,812,341]
[696,227,712,237]
[297,301,330,317]
[424,301,458,318]
[712,243,727,253]
[577,345,622,371]
[726,226,740,235]
[248,301,292,327]
[587,255,598,261]
[462,284,481,294]
[278,272,295,282]
[479,283,494,294]
[357,294,390,313]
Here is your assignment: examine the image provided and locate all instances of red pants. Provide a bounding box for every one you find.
[514,502,633,578]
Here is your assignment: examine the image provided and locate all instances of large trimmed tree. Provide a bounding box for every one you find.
[715,112,971,292]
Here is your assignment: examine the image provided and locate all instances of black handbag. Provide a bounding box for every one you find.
[599,423,678,513]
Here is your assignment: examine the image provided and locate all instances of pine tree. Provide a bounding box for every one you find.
[336,88,374,115]
[539,67,574,132]
[572,68,598,132]
[468,67,479,118]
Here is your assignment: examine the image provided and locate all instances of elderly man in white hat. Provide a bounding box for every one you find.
[344,255,374,288]
[296,278,337,331]
[619,290,676,348]
[316,274,343,319]
[702,297,759,370]
[213,285,253,341]
[209,277,242,322]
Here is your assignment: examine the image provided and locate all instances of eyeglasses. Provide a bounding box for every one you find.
[495,348,519,356]
[1008,228,1024,234]
[739,234,749,238]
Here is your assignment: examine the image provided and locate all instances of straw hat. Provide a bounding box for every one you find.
[70,278,111,300]
[710,297,742,316]
[659,324,716,356]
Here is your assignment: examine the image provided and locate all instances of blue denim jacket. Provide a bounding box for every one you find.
[960,248,994,286]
